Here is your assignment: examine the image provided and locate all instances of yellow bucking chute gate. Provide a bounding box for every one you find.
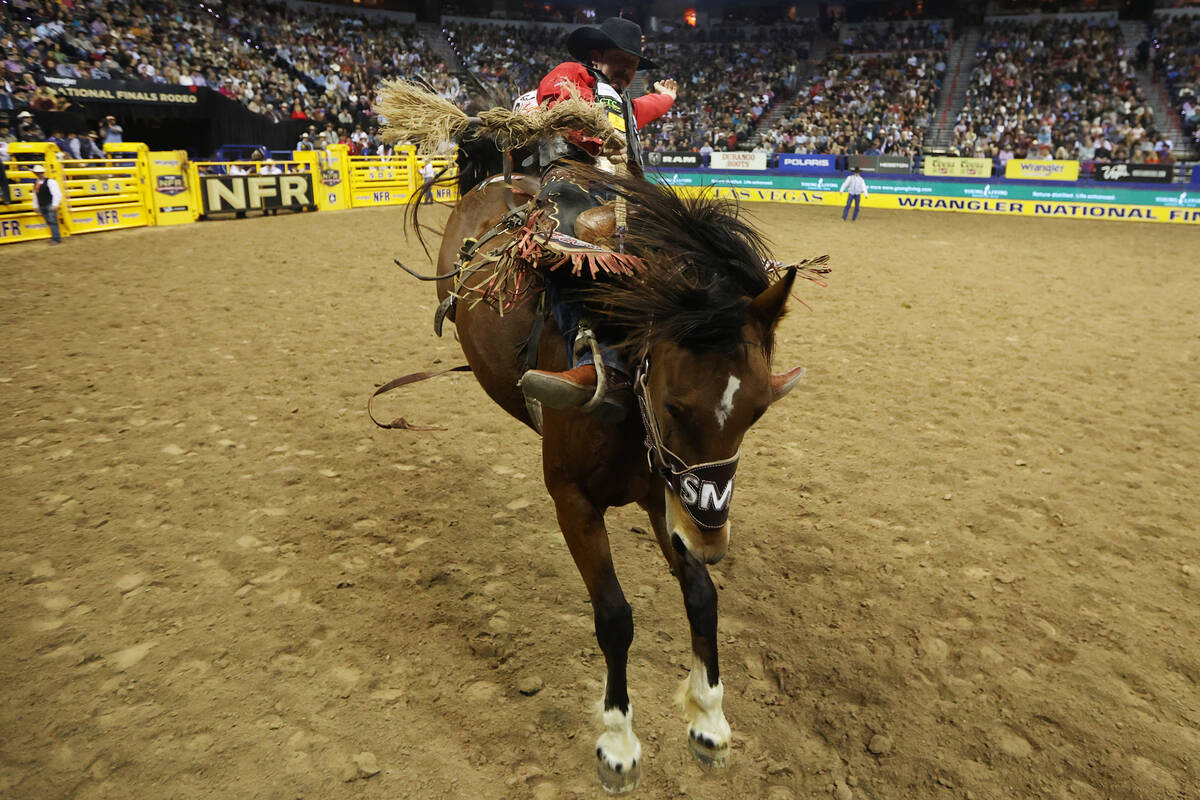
[1,142,457,246]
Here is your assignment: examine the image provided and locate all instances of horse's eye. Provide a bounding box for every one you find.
[665,403,685,421]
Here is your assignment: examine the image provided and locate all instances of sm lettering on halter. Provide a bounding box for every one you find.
[635,360,741,530]
[678,473,733,511]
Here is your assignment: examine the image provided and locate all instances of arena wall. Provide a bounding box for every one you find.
[652,170,1200,225]
[3,146,1196,247]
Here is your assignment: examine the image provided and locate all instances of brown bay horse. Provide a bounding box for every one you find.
[415,156,812,793]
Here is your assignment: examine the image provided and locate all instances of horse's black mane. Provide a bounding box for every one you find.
[565,166,778,360]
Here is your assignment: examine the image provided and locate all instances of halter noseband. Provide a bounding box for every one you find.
[634,358,740,531]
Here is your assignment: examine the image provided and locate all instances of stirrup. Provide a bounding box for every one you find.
[572,326,608,413]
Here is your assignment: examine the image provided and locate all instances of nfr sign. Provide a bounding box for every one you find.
[201,174,315,214]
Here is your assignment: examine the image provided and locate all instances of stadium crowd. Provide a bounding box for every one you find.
[757,48,945,158]
[637,36,809,154]
[0,0,448,146]
[1151,15,1199,148]
[830,19,950,54]
[443,22,559,104]
[1,0,1196,168]
[952,19,1170,165]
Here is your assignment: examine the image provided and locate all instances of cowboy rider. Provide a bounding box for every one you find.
[517,17,677,417]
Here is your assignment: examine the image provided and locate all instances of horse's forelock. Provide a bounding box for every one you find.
[567,167,778,359]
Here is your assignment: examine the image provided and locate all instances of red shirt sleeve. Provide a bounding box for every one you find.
[632,92,674,128]
[538,62,596,106]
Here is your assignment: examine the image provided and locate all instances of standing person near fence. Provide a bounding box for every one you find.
[31,165,63,244]
[419,159,435,204]
[0,135,11,205]
[839,167,868,222]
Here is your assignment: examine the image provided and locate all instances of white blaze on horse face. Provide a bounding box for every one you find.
[596,704,642,775]
[714,375,741,429]
[674,656,732,763]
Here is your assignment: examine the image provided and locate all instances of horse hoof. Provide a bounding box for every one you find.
[596,754,642,794]
[688,731,730,770]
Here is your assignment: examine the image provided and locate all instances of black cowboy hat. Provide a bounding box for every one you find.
[567,17,659,71]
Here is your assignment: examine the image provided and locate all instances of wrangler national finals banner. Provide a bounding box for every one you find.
[650,172,1200,225]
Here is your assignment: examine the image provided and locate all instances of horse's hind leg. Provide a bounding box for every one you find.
[551,483,642,793]
[640,495,733,769]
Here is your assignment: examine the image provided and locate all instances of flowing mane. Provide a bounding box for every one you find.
[564,167,783,360]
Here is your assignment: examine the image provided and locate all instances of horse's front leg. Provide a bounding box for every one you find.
[551,483,642,793]
[641,495,732,769]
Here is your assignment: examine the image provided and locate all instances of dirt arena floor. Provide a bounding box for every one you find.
[1,202,1197,800]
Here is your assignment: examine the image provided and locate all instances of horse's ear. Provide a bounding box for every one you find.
[749,266,796,332]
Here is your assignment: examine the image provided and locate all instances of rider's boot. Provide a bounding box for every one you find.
[519,364,629,422]
[519,364,600,409]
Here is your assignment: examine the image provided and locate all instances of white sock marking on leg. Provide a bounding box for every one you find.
[596,705,642,769]
[675,656,731,750]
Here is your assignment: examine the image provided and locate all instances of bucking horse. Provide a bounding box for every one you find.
[371,80,828,793]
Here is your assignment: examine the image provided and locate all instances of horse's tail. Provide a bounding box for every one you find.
[403,161,463,259]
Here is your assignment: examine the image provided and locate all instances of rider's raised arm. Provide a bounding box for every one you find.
[631,91,673,128]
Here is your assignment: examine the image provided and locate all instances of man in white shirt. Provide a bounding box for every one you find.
[839,166,868,222]
[0,138,11,204]
[31,164,63,243]
[419,160,436,205]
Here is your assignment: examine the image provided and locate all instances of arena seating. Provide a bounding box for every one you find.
[1150,15,1199,148]
[758,48,945,158]
[1,0,444,146]
[830,19,950,54]
[443,23,812,152]
[2,2,1197,171]
[443,22,561,104]
[953,19,1163,164]
[638,36,809,153]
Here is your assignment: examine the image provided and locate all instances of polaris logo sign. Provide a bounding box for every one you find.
[1094,163,1172,183]
[779,154,837,173]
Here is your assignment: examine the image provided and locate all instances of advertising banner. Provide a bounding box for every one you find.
[200,174,315,214]
[1091,163,1173,183]
[1004,159,1080,182]
[849,154,912,174]
[646,151,702,168]
[923,156,993,178]
[710,151,768,170]
[649,172,1200,224]
[778,153,837,173]
[42,77,207,116]
[148,151,196,225]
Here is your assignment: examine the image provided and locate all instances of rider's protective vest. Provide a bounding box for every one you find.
[585,66,644,170]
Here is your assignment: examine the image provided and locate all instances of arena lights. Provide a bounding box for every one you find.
[684,8,697,27]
